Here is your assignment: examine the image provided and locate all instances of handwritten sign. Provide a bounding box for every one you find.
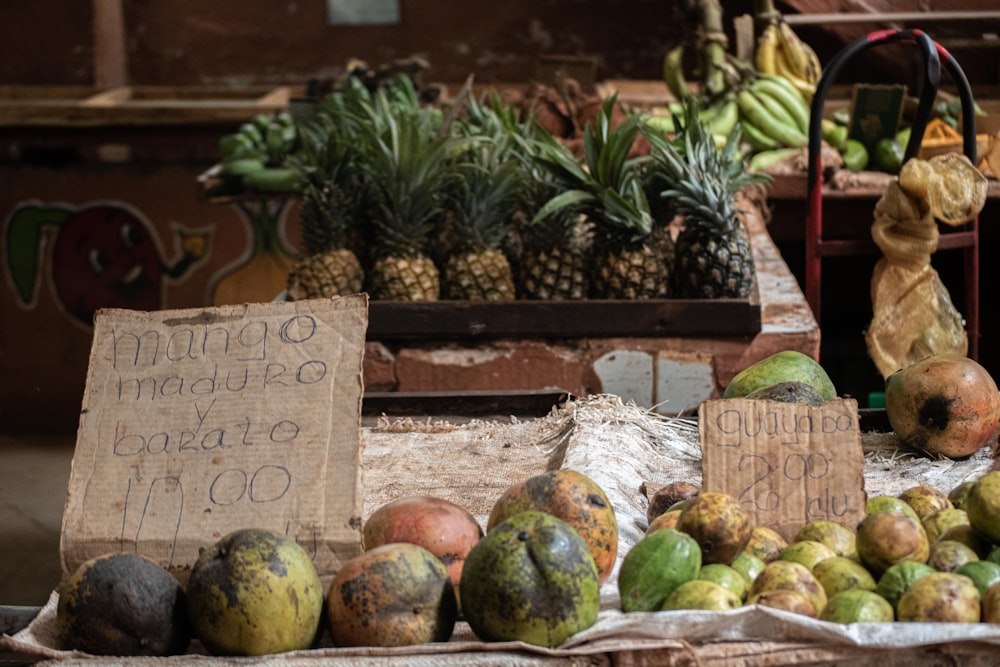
[61,296,368,583]
[700,397,866,541]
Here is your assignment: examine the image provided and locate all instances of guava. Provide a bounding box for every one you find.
[896,572,980,622]
[676,492,752,565]
[856,511,929,577]
[618,528,701,612]
[661,580,741,611]
[812,556,877,598]
[820,589,894,623]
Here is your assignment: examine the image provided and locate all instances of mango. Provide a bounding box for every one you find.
[327,543,457,647]
[723,350,836,401]
[363,495,483,597]
[185,528,323,656]
[461,511,599,648]
[57,553,190,656]
[488,469,618,585]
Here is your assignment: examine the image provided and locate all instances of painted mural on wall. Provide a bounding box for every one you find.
[4,200,210,327]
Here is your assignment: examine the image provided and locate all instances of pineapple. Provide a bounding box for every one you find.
[517,118,592,300]
[440,94,526,300]
[286,182,364,299]
[533,95,669,299]
[519,198,592,300]
[442,157,520,300]
[647,102,770,299]
[284,86,370,300]
[359,88,456,301]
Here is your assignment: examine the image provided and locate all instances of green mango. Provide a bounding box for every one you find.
[723,350,837,401]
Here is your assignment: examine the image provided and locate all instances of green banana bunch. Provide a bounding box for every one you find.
[217,112,303,195]
[754,20,822,102]
[737,75,810,151]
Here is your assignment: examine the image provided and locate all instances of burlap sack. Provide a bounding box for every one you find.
[865,155,985,378]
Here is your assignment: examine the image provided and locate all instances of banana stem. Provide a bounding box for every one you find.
[752,0,780,31]
[693,0,729,99]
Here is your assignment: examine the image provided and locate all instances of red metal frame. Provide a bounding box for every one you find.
[805,29,980,360]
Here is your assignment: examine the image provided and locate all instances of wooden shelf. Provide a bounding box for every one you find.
[0,85,297,127]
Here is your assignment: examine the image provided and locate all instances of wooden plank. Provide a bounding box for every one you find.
[784,10,1000,25]
[367,298,762,340]
[362,390,571,419]
[92,0,127,88]
[79,86,132,107]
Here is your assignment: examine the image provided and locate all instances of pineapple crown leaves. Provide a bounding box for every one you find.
[358,108,466,258]
[531,95,653,241]
[447,157,524,252]
[645,99,769,231]
[297,180,355,255]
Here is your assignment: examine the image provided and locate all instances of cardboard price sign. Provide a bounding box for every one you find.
[700,398,866,541]
[61,296,368,582]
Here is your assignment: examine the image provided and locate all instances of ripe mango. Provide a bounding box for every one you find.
[327,543,457,647]
[185,528,324,656]
[723,350,836,401]
[488,469,618,585]
[461,511,599,648]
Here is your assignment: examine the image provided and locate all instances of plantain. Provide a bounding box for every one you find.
[748,89,804,140]
[776,22,812,82]
[748,146,804,172]
[662,45,692,102]
[737,89,806,148]
[740,119,781,151]
[751,76,810,134]
[703,98,740,136]
[241,166,304,193]
[773,53,818,101]
[755,24,780,77]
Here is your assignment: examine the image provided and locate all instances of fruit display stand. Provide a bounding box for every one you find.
[197,182,818,415]
[4,395,1000,665]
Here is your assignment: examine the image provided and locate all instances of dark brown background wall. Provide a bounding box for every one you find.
[1,1,997,88]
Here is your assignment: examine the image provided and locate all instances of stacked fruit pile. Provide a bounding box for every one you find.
[54,456,1000,657]
[635,474,1000,624]
[55,469,618,654]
